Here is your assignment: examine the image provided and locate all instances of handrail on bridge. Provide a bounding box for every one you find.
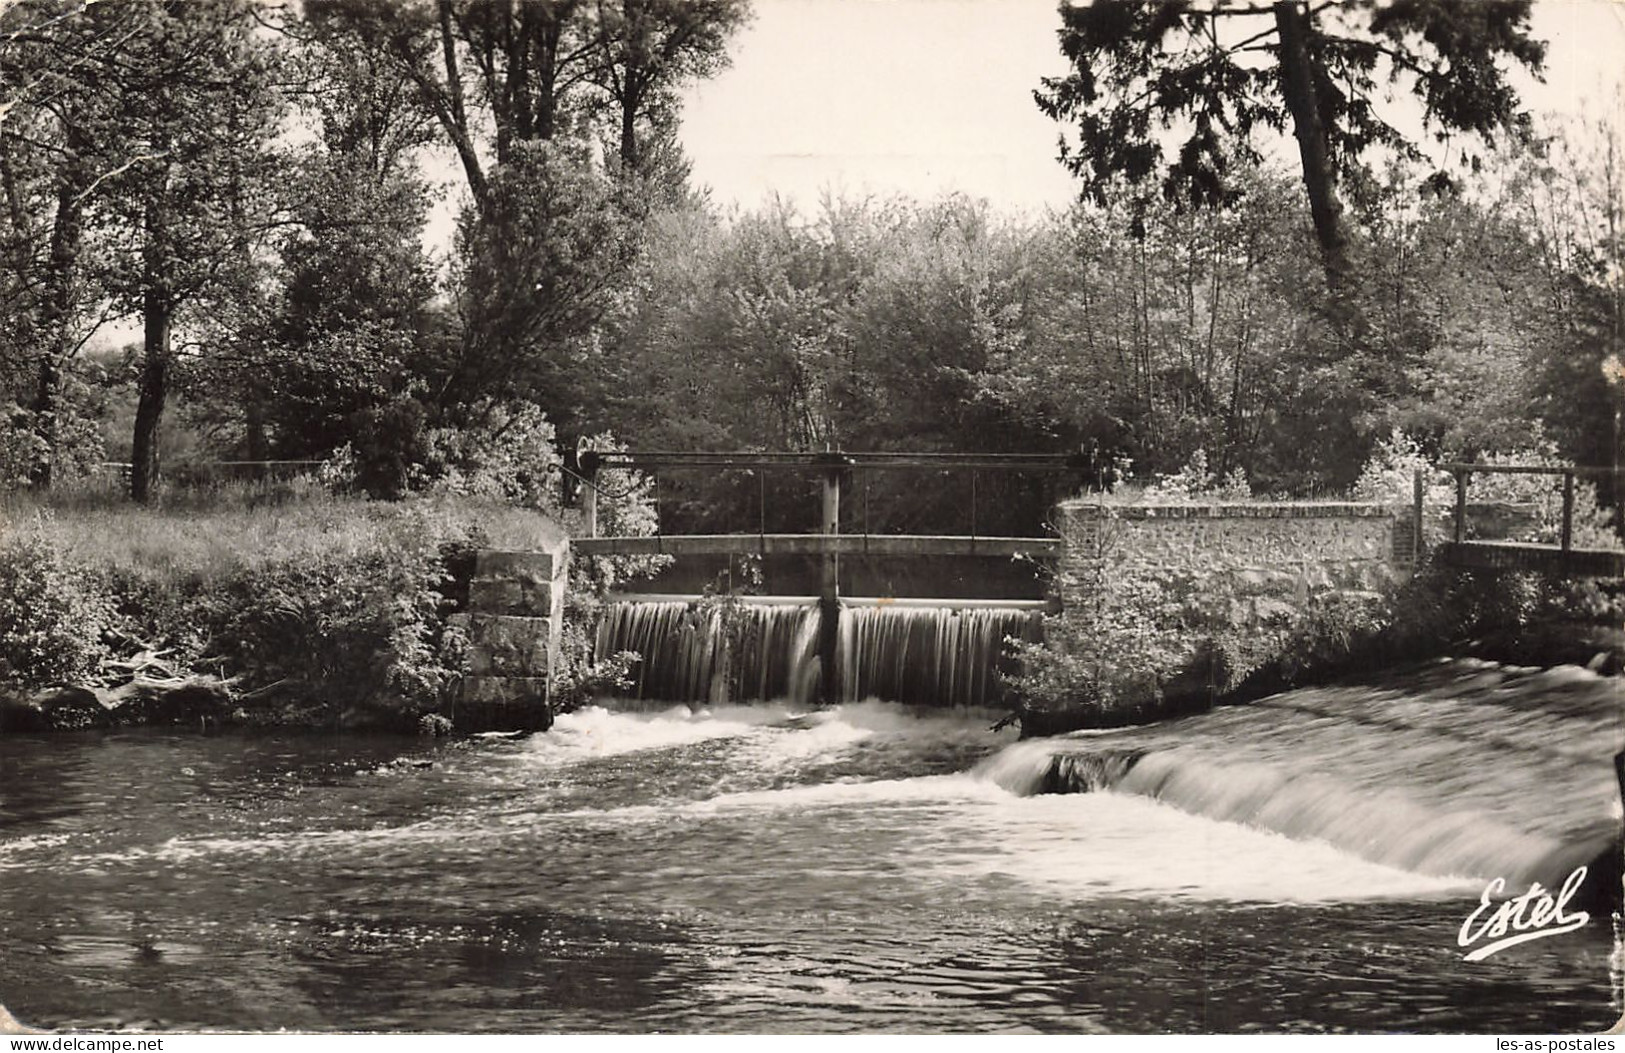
[570,449,1087,541]
[1438,462,1624,554]
[571,450,1083,704]
[576,449,1087,473]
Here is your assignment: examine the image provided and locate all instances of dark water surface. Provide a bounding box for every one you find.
[0,669,1619,1033]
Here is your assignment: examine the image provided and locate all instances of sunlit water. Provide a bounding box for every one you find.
[0,663,1619,1033]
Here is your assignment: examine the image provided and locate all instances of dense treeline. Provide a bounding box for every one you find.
[591,144,1624,533]
[0,0,1620,538]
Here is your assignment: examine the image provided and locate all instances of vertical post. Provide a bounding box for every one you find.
[970,470,978,540]
[819,455,842,705]
[1412,467,1425,563]
[1453,468,1466,545]
[580,452,599,538]
[1561,470,1575,552]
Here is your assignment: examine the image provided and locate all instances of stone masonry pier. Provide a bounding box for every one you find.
[448,539,568,731]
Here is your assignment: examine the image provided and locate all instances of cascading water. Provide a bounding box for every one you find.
[973,660,1624,895]
[837,604,1042,708]
[594,597,1042,707]
[0,660,1617,1032]
[594,599,821,704]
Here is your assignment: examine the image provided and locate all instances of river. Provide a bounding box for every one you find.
[0,660,1619,1033]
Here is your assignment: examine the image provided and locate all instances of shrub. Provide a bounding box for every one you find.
[415,399,564,510]
[0,494,561,726]
[0,524,115,690]
[999,508,1187,729]
[571,431,671,591]
[349,396,429,499]
[1138,449,1251,503]
[1351,429,1452,505]
[193,534,459,719]
[549,591,637,713]
[0,404,50,491]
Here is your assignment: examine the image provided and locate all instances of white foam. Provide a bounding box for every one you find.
[521,703,795,760]
[735,699,1011,767]
[0,832,73,868]
[935,786,1476,903]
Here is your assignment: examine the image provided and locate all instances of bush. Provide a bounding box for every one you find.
[415,399,564,510]
[349,396,429,499]
[191,534,460,720]
[571,431,671,591]
[0,524,115,690]
[549,591,637,713]
[1351,429,1452,505]
[0,494,554,726]
[999,509,1188,730]
[1138,448,1251,502]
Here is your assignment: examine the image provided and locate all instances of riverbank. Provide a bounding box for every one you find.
[0,489,563,734]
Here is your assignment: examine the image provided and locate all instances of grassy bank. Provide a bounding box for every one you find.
[0,486,565,732]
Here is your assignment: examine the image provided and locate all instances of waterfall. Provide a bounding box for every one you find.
[595,597,1042,708]
[970,665,1625,893]
[837,604,1042,708]
[594,599,820,705]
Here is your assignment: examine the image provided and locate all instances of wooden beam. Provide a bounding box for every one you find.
[571,534,1064,558]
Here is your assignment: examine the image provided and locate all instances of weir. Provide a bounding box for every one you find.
[573,450,1076,703]
[595,595,1046,707]
[975,661,1624,904]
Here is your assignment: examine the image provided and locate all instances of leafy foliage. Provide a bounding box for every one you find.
[448,140,642,431]
[195,537,458,717]
[549,591,638,714]
[0,523,114,690]
[1036,0,1545,276]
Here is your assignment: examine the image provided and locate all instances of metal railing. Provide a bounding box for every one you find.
[1439,462,1623,553]
[572,449,1086,543]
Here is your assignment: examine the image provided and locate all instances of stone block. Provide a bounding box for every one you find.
[468,575,559,617]
[449,613,556,677]
[457,675,550,705]
[474,549,567,582]
[454,676,553,732]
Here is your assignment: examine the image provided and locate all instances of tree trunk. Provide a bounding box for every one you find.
[132,286,171,505]
[1273,0,1350,285]
[432,0,489,206]
[617,0,644,170]
[620,88,638,170]
[244,397,268,463]
[33,177,86,489]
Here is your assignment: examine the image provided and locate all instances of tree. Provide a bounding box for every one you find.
[307,0,748,212]
[304,0,596,210]
[445,138,640,434]
[251,19,442,460]
[89,0,284,502]
[587,0,749,172]
[0,0,149,486]
[1514,104,1625,513]
[1036,0,1546,283]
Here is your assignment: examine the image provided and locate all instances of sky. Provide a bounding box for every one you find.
[674,0,1625,216]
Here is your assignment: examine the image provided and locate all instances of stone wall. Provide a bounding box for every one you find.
[448,540,569,731]
[1051,500,1417,698]
[1056,500,1413,598]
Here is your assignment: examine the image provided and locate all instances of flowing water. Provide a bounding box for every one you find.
[0,662,1620,1033]
[595,597,1043,707]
